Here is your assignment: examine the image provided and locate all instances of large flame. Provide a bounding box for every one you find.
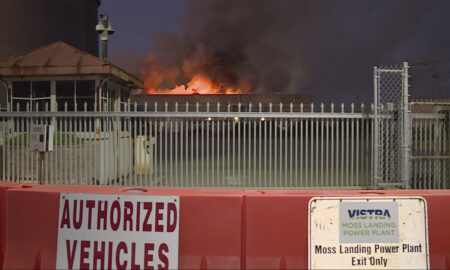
[139,52,253,95]
[145,73,244,95]
[144,72,253,95]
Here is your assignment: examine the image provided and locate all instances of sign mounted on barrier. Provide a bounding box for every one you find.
[308,197,429,269]
[56,193,179,270]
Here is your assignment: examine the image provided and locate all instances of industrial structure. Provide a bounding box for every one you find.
[0,0,99,59]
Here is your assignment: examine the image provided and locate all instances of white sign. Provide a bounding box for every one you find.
[56,193,179,270]
[29,124,54,152]
[309,197,429,269]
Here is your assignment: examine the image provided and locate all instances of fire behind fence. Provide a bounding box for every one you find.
[0,101,448,189]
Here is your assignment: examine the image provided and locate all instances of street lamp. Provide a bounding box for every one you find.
[96,15,115,60]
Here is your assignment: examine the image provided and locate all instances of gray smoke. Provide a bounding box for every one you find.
[136,0,450,102]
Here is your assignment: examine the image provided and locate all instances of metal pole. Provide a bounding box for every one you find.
[102,16,108,60]
[38,152,45,184]
[402,61,411,188]
[373,66,379,188]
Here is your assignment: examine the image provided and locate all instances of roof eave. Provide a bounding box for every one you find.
[0,64,144,89]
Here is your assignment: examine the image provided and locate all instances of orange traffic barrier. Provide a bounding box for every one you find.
[0,181,20,269]
[244,189,450,269]
[2,185,248,269]
[1,183,449,269]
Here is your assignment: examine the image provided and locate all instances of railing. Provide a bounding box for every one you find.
[0,101,447,189]
[411,112,449,189]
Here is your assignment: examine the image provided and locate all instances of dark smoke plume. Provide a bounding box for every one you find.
[131,0,450,101]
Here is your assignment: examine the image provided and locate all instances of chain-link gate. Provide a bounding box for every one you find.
[373,62,410,188]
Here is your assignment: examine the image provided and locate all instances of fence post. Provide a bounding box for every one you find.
[373,66,379,188]
[401,62,411,188]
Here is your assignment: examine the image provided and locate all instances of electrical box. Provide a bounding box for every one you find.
[29,124,54,152]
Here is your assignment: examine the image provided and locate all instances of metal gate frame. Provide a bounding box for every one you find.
[373,62,410,189]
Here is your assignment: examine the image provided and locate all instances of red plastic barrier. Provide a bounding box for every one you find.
[1,182,450,269]
[244,189,450,269]
[2,184,248,269]
[0,181,20,269]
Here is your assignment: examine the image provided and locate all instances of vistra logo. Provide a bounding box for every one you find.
[348,209,391,219]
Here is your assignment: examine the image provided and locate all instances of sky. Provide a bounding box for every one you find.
[99,0,450,103]
[99,0,186,54]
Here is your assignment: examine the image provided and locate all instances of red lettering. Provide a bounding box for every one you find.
[93,241,105,270]
[80,240,90,269]
[110,200,121,231]
[97,201,108,230]
[144,243,155,270]
[86,200,95,229]
[167,202,177,232]
[155,202,164,232]
[116,241,128,270]
[143,202,152,231]
[158,243,169,270]
[73,200,83,230]
[130,243,140,270]
[123,201,133,231]
[66,240,77,269]
[60,199,71,229]
[107,241,113,270]
[136,202,140,231]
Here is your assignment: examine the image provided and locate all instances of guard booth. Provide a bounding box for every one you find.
[0,41,145,184]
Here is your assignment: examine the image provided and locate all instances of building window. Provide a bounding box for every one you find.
[76,80,95,111]
[120,88,129,111]
[100,83,118,112]
[56,81,75,111]
[55,80,95,111]
[12,81,51,111]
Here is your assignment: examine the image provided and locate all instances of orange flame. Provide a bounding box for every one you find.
[139,53,253,95]
[145,73,250,95]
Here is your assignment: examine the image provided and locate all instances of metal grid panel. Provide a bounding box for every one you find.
[374,63,408,188]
